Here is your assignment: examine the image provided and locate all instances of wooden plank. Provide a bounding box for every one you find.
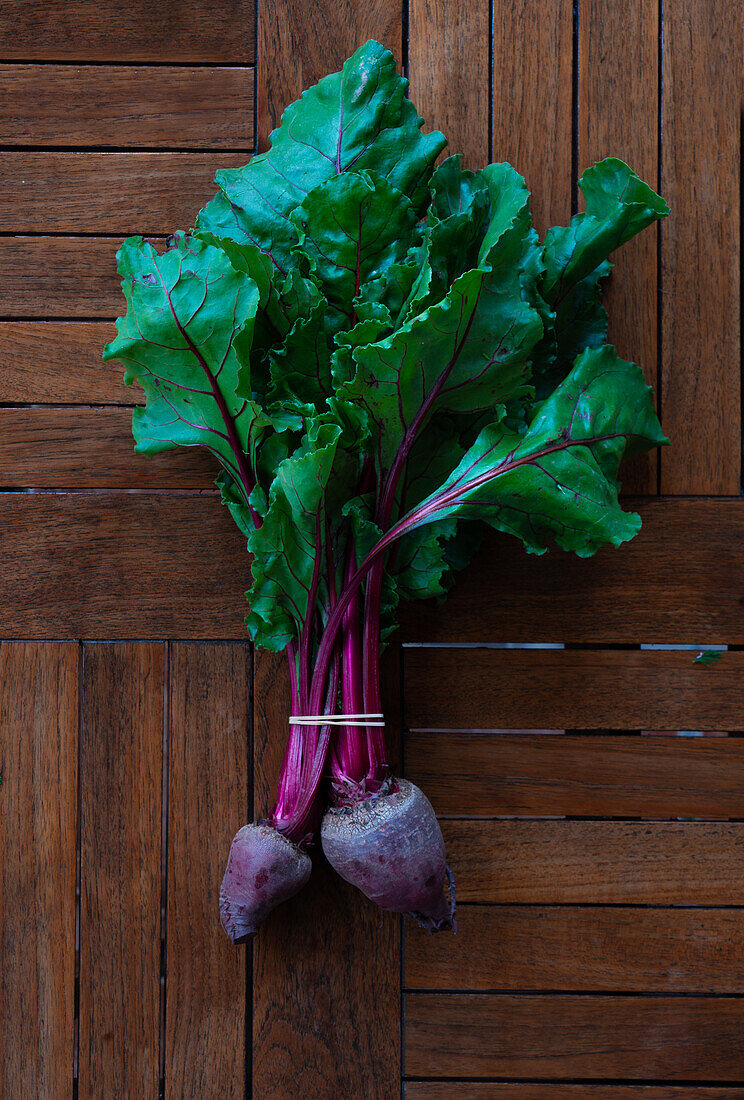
[0,323,137,403]
[491,0,573,235]
[660,0,741,493]
[0,65,253,148]
[0,0,255,63]
[0,153,242,234]
[0,236,141,318]
[0,642,77,1100]
[0,408,215,488]
[400,498,744,643]
[578,0,659,494]
[408,0,490,168]
[404,649,744,731]
[166,643,250,1100]
[0,493,249,639]
[257,2,402,150]
[405,994,744,1079]
[252,648,401,1099]
[406,1087,744,1100]
[405,732,744,817]
[2,496,743,641]
[443,821,744,904]
[78,643,163,1098]
[406,906,744,992]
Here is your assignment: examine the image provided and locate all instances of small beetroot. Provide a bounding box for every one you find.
[320,780,456,932]
[220,823,312,942]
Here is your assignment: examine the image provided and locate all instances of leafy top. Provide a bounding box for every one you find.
[105,41,669,658]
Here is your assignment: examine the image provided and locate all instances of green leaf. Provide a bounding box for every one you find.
[341,204,543,475]
[532,261,612,398]
[541,158,668,306]
[694,649,723,667]
[291,170,417,330]
[245,408,367,650]
[195,41,445,276]
[246,421,343,650]
[103,234,270,506]
[404,345,668,558]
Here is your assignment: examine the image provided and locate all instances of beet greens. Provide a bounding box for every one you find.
[104,40,669,938]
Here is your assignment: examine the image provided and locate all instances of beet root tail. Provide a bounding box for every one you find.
[219,823,312,943]
[320,779,456,933]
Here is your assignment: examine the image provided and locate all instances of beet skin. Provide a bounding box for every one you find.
[219,823,312,943]
[320,779,455,932]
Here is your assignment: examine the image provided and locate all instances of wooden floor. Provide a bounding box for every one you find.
[1,1,743,1097]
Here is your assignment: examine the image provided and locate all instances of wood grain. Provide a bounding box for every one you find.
[404,648,744,731]
[405,732,744,817]
[408,0,490,168]
[0,493,250,639]
[405,993,744,1079]
[78,643,163,1099]
[0,153,242,234]
[0,65,253,148]
[400,498,744,643]
[0,0,255,62]
[0,642,78,1100]
[660,0,741,492]
[578,0,659,493]
[406,906,744,992]
[443,821,744,904]
[406,1088,744,1100]
[257,0,402,149]
[0,323,136,403]
[252,648,401,1099]
[2,496,743,640]
[0,407,215,488]
[165,643,250,1100]
[491,0,573,235]
[0,236,142,318]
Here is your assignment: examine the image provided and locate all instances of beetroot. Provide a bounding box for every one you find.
[219,823,312,943]
[320,780,456,932]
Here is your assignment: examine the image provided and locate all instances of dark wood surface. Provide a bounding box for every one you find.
[409,0,490,167]
[405,733,744,817]
[165,643,251,1100]
[0,643,77,1099]
[2,0,742,1095]
[404,648,744,730]
[442,821,744,903]
[78,643,163,1098]
[0,152,245,234]
[660,0,741,493]
[0,65,254,148]
[578,0,659,493]
[491,0,573,235]
[405,994,744,1078]
[406,906,744,991]
[0,497,742,640]
[406,1089,744,1100]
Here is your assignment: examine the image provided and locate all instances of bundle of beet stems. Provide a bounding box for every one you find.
[104,41,668,940]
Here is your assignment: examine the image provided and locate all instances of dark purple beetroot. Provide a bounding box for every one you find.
[320,779,456,932]
[219,822,312,943]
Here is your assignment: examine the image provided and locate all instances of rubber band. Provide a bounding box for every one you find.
[289,713,385,727]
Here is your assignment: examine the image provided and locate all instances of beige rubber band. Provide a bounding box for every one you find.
[289,713,385,727]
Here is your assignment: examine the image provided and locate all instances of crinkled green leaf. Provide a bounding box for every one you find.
[103,233,270,506]
[195,40,445,276]
[404,345,669,558]
[531,261,611,398]
[246,422,343,650]
[341,196,543,474]
[291,170,417,330]
[541,158,668,306]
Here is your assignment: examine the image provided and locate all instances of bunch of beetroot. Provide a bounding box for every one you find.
[105,41,668,940]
